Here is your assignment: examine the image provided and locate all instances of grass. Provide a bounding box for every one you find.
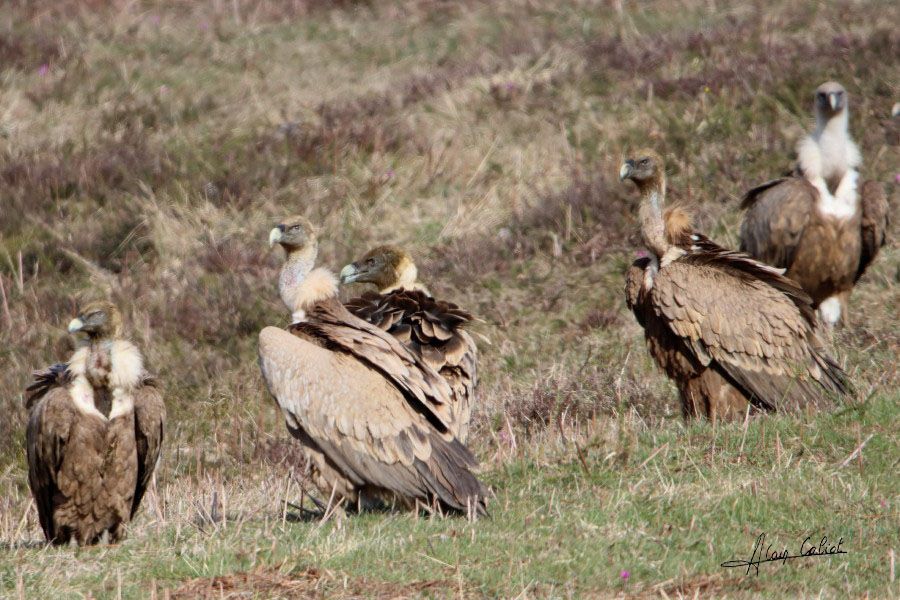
[0,0,897,597]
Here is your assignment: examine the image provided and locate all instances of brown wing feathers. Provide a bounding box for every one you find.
[344,289,477,441]
[857,180,889,282]
[131,383,166,519]
[655,243,849,411]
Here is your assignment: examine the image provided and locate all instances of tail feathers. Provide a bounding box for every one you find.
[416,435,488,516]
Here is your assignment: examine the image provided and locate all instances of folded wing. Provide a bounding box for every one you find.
[345,290,477,441]
[652,243,849,412]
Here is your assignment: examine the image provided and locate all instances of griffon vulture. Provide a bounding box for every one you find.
[24,302,165,545]
[340,245,478,442]
[258,218,487,514]
[740,81,889,328]
[620,150,849,421]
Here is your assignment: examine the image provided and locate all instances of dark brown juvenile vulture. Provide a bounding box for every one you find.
[258,218,487,515]
[339,245,477,442]
[621,150,849,421]
[24,301,165,545]
[740,81,889,328]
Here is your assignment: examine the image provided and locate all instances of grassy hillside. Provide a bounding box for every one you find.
[0,0,897,597]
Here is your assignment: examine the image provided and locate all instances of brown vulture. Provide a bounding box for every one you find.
[740,81,890,328]
[621,149,850,421]
[339,245,478,442]
[258,217,487,515]
[25,301,165,545]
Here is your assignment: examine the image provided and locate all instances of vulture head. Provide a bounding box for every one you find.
[269,215,318,254]
[619,148,666,195]
[815,81,847,118]
[339,245,418,292]
[67,301,123,340]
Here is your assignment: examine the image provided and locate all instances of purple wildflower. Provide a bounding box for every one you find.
[620,570,630,580]
[37,64,49,77]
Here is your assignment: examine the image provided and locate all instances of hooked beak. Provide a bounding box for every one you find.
[619,161,634,181]
[268,226,283,248]
[829,93,839,111]
[339,263,360,284]
[67,318,84,334]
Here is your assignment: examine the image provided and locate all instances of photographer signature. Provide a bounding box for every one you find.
[721,533,847,575]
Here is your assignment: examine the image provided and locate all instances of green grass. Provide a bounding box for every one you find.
[2,394,896,597]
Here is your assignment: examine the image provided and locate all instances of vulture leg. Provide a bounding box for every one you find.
[108,522,125,544]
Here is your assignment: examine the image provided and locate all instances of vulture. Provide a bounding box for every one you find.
[258,217,487,515]
[339,245,478,442]
[620,149,850,421]
[24,301,165,545]
[740,81,889,328]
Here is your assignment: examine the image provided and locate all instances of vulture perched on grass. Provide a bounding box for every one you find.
[25,302,165,545]
[740,81,889,328]
[258,218,487,515]
[621,149,850,421]
[340,245,478,442]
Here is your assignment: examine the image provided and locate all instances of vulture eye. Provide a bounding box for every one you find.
[366,258,376,266]
[640,159,650,166]
[290,225,301,231]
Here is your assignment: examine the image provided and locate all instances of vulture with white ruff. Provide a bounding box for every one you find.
[740,81,889,328]
[258,218,487,515]
[340,245,478,442]
[621,149,849,421]
[25,301,165,545]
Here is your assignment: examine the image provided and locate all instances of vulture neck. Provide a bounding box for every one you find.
[382,263,418,293]
[279,245,338,323]
[814,108,849,139]
[802,108,861,215]
[808,108,860,179]
[637,177,670,259]
[67,339,143,420]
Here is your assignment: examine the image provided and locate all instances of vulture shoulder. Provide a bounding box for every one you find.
[25,386,76,542]
[344,289,477,440]
[25,363,70,410]
[857,180,890,282]
[132,379,165,518]
[653,239,849,412]
[739,177,816,269]
[624,257,653,328]
[258,323,486,513]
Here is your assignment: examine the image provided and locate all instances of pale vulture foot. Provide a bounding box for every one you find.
[818,296,842,330]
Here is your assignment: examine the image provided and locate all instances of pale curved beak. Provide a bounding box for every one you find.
[268,227,282,247]
[619,162,633,181]
[67,318,84,333]
[339,263,359,284]
[829,93,839,111]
